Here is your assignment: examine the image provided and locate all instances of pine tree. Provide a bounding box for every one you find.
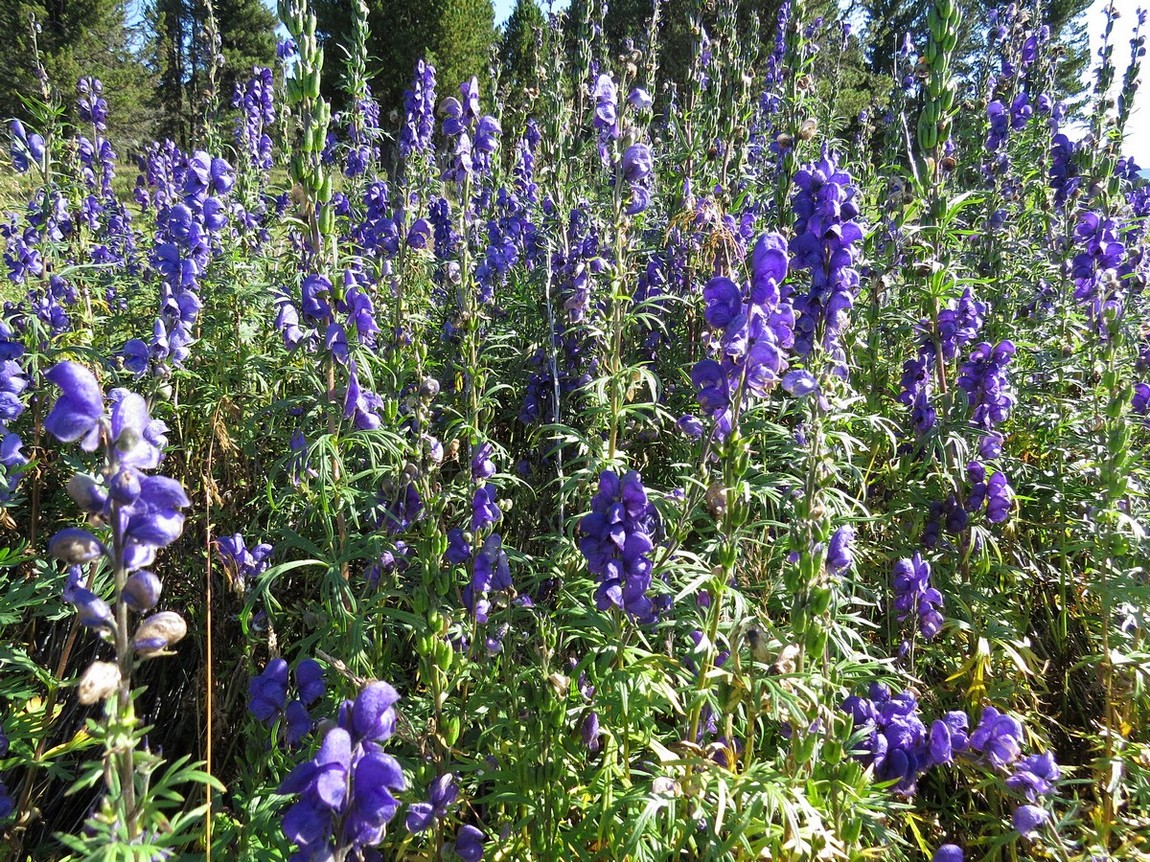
[498,0,546,135]
[0,0,157,151]
[314,0,496,123]
[215,0,277,102]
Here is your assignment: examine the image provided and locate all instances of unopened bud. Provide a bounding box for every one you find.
[122,570,162,613]
[78,661,121,705]
[132,611,187,656]
[66,474,107,515]
[49,528,104,565]
[419,376,440,400]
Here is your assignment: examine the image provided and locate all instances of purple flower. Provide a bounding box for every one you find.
[928,711,969,765]
[892,553,944,639]
[578,470,662,623]
[296,659,326,706]
[44,362,104,448]
[986,471,1013,524]
[278,680,407,856]
[406,773,458,833]
[703,277,742,329]
[932,845,963,862]
[969,706,1023,769]
[249,658,290,724]
[1012,804,1048,838]
[454,825,485,862]
[825,525,855,574]
[471,442,496,480]
[782,369,818,398]
[470,485,501,532]
[1133,383,1150,414]
[582,711,601,753]
[1006,750,1059,801]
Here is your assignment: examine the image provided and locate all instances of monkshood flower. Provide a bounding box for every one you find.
[279,681,407,858]
[1049,134,1079,207]
[216,533,274,591]
[463,534,512,623]
[937,288,986,361]
[592,73,619,164]
[232,67,276,172]
[401,60,437,159]
[692,233,793,437]
[1013,803,1048,838]
[578,470,661,624]
[957,341,1015,459]
[378,479,424,535]
[406,773,458,833]
[986,100,1009,152]
[582,711,601,753]
[986,471,1013,523]
[928,711,969,765]
[9,120,46,173]
[968,706,1023,769]
[788,150,863,372]
[440,78,499,180]
[892,553,944,639]
[841,684,932,794]
[1006,750,1059,802]
[621,143,653,215]
[250,658,326,746]
[1133,383,1150,415]
[44,363,188,688]
[826,525,855,574]
[454,824,485,862]
[1071,211,1126,328]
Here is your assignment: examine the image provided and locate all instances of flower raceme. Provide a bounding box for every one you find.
[44,361,189,663]
[278,681,407,858]
[578,470,662,624]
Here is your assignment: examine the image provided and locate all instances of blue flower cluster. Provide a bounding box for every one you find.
[0,328,28,503]
[1072,211,1126,329]
[788,150,863,372]
[897,287,986,438]
[0,723,12,821]
[44,362,189,663]
[441,77,500,183]
[966,461,1013,524]
[892,553,944,639]
[841,684,966,794]
[690,231,793,439]
[957,340,1015,459]
[232,67,275,172]
[216,532,274,593]
[279,681,407,858]
[578,470,661,623]
[249,657,326,746]
[400,59,437,159]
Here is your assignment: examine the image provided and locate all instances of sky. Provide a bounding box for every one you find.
[1084,0,1148,164]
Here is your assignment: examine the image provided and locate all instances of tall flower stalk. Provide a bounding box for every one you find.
[43,362,194,845]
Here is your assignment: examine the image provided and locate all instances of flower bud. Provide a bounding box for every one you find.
[66,474,107,514]
[49,528,104,565]
[78,661,121,705]
[122,570,162,613]
[108,468,141,505]
[74,588,114,629]
[132,611,187,656]
[419,376,440,400]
